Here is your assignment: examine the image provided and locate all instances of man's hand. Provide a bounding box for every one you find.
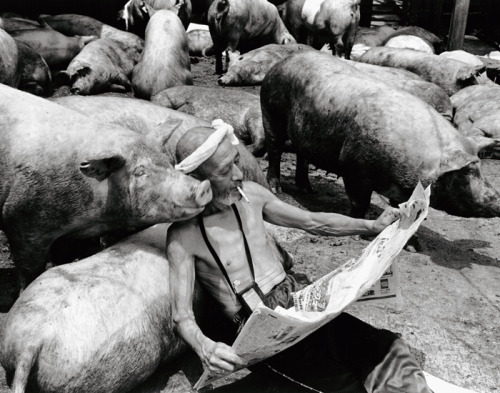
[200,338,247,375]
[371,207,401,234]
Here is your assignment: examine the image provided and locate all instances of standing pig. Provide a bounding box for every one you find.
[0,224,205,393]
[217,42,315,85]
[0,84,213,289]
[9,27,97,68]
[261,51,500,218]
[280,0,360,59]
[132,9,192,99]
[358,46,484,95]
[206,0,296,74]
[151,86,266,155]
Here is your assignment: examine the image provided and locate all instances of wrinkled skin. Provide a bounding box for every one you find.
[9,28,97,68]
[152,85,266,155]
[280,0,360,59]
[56,38,135,95]
[358,46,484,96]
[0,225,207,393]
[132,10,193,99]
[261,51,500,219]
[206,0,296,74]
[0,85,213,288]
[218,43,314,85]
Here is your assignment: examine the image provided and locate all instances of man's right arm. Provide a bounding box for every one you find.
[166,223,246,374]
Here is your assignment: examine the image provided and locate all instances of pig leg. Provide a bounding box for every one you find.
[244,106,266,157]
[342,175,373,218]
[295,154,315,193]
[342,23,358,60]
[330,36,344,58]
[263,108,287,194]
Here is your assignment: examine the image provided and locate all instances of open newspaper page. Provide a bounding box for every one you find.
[195,183,430,390]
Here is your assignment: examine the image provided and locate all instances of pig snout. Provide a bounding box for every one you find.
[194,179,212,207]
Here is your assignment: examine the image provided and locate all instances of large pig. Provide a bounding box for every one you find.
[9,27,97,68]
[0,16,41,31]
[151,86,266,155]
[132,10,192,99]
[0,85,213,288]
[0,224,205,393]
[0,28,22,88]
[451,84,500,159]
[56,38,135,95]
[279,0,360,59]
[357,46,484,95]
[382,26,443,54]
[384,35,434,54]
[51,94,269,186]
[40,14,145,64]
[206,0,296,74]
[261,51,500,218]
[218,42,315,86]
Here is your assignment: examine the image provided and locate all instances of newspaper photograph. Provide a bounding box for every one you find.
[195,183,430,390]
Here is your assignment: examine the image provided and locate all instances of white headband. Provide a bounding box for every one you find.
[174,119,239,174]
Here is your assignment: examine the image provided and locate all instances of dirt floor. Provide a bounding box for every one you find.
[0,55,499,393]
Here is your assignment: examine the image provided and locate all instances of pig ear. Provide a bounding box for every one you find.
[80,155,127,181]
[439,150,479,175]
[149,118,184,150]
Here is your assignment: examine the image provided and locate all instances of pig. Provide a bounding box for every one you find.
[206,0,296,74]
[451,84,500,158]
[279,0,360,59]
[0,84,213,289]
[0,16,42,31]
[384,35,434,54]
[0,28,22,88]
[354,25,396,47]
[439,50,485,68]
[357,46,484,95]
[187,28,213,56]
[51,94,269,186]
[342,59,453,120]
[0,224,205,393]
[40,14,145,64]
[56,38,135,95]
[151,85,266,155]
[382,26,443,54]
[218,43,315,86]
[261,51,500,219]
[9,27,97,68]
[132,10,193,100]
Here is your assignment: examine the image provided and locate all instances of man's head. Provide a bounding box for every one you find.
[176,126,243,209]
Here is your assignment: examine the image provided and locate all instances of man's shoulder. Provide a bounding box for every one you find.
[243,181,274,200]
[168,217,200,242]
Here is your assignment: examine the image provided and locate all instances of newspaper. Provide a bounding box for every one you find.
[195,183,430,390]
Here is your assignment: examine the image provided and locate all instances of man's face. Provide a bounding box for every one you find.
[197,138,243,207]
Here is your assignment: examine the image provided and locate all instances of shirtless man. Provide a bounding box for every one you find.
[167,124,432,392]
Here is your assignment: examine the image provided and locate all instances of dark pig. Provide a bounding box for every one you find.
[56,38,135,95]
[206,0,296,74]
[0,85,213,288]
[132,9,192,99]
[152,86,266,155]
[0,28,21,88]
[218,43,315,86]
[358,46,484,95]
[0,16,41,31]
[51,95,269,186]
[280,0,360,58]
[0,224,206,393]
[9,28,97,68]
[261,51,500,218]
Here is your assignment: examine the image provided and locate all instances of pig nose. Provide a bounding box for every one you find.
[195,180,212,206]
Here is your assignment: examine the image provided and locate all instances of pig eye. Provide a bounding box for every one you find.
[134,166,146,177]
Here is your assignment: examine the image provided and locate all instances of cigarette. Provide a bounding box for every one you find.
[237,186,250,203]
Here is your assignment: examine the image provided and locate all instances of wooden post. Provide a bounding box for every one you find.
[359,0,373,27]
[448,0,471,50]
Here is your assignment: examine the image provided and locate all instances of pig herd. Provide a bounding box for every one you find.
[1,0,500,392]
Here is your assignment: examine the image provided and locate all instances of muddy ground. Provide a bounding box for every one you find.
[0,55,499,393]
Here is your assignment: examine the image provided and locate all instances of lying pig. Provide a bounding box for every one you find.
[280,0,360,58]
[151,86,266,155]
[218,43,315,85]
[350,25,395,60]
[0,84,213,289]
[0,28,22,88]
[51,94,269,186]
[343,59,453,119]
[358,46,484,95]
[187,28,213,56]
[439,50,485,68]
[56,38,135,95]
[382,26,443,54]
[9,27,97,68]
[261,51,500,218]
[384,35,434,53]
[132,9,192,99]
[0,16,42,31]
[206,0,296,74]
[0,224,205,393]
[40,14,145,64]
[451,84,500,158]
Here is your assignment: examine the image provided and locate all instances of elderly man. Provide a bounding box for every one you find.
[167,123,432,392]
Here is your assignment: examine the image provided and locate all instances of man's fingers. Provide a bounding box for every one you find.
[214,344,247,366]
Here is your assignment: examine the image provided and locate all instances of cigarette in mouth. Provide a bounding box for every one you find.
[237,186,250,203]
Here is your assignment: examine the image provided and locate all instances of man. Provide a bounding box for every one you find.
[167,123,432,392]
